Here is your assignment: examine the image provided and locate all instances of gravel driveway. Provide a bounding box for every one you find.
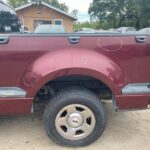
[0,103,149,150]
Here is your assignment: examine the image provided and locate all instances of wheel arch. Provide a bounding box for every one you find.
[26,67,121,98]
[22,48,124,98]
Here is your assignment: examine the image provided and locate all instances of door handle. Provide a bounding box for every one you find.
[68,36,80,44]
[135,36,147,43]
[0,36,9,44]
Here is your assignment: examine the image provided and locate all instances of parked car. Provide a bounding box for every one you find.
[116,27,136,33]
[137,28,150,34]
[0,1,21,33]
[21,26,30,33]
[0,32,150,147]
[75,28,96,33]
[108,28,116,31]
[97,30,119,34]
[35,24,66,33]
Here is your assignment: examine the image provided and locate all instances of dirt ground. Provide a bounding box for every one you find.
[0,103,149,150]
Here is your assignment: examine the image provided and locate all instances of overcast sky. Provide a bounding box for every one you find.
[58,0,93,22]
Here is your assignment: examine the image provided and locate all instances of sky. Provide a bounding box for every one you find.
[58,0,93,22]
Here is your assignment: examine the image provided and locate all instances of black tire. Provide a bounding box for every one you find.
[43,86,107,147]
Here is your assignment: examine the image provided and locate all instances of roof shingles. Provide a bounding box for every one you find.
[15,2,77,21]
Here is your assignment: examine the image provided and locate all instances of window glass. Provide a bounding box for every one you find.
[55,20,62,25]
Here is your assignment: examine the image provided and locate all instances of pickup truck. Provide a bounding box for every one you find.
[0,33,150,147]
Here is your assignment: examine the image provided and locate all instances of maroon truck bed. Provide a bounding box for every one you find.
[0,33,150,115]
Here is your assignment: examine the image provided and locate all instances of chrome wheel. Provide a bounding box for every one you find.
[55,104,96,140]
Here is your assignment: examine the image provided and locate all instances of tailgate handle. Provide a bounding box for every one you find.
[69,36,80,44]
[135,36,147,43]
[0,36,9,44]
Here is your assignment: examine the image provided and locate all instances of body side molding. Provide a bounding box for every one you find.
[0,87,26,98]
[122,83,150,95]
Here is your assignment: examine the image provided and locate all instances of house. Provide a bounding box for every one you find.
[15,1,77,32]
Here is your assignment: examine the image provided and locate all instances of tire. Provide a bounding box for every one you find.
[43,86,107,147]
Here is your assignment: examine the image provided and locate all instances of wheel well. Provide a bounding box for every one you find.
[34,75,112,102]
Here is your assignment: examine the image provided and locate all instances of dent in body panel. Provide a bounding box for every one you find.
[97,37,123,52]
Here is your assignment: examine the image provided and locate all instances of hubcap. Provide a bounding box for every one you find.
[67,113,83,128]
[55,104,96,140]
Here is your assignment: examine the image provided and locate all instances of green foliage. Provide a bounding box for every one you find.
[8,0,28,8]
[8,0,69,12]
[33,0,69,12]
[89,0,150,29]
[73,21,113,31]
[74,22,100,31]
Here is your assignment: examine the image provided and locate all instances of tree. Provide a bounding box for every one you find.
[59,3,69,12]
[71,9,78,18]
[134,0,150,28]
[73,21,102,31]
[8,0,28,8]
[88,0,150,29]
[33,0,69,12]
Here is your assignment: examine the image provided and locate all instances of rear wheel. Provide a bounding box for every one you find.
[43,87,107,147]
